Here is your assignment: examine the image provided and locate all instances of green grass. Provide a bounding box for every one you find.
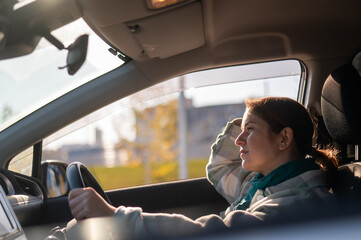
[89,159,208,190]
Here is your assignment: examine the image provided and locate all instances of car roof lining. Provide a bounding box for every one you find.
[79,0,361,105]
[80,0,361,62]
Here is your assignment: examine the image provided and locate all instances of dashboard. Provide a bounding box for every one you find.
[0,169,44,227]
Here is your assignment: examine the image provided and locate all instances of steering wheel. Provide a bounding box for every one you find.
[66,162,112,205]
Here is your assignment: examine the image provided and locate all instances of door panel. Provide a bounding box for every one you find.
[39,177,228,226]
[107,177,228,219]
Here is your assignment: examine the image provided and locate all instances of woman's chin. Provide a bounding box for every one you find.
[241,160,250,170]
[242,160,257,172]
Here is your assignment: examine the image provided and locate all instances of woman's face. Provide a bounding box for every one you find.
[235,109,281,175]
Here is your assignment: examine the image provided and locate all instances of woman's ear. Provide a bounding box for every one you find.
[278,127,294,151]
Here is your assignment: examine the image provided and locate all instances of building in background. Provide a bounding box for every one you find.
[42,100,245,166]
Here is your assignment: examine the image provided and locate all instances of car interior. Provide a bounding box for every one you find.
[0,0,361,239]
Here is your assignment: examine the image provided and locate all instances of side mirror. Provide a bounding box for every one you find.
[41,160,69,198]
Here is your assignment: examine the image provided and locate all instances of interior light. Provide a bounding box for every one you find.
[147,0,187,9]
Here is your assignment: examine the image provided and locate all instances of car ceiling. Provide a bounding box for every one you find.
[79,0,361,106]
[2,0,361,100]
[80,0,361,71]
[2,0,361,83]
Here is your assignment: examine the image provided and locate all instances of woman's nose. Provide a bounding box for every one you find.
[235,132,245,146]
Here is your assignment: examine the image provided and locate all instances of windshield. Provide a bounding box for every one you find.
[0,18,124,132]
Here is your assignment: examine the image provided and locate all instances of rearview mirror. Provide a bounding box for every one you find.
[43,32,89,76]
[65,34,88,75]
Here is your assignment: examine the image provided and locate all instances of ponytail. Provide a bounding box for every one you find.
[309,145,339,184]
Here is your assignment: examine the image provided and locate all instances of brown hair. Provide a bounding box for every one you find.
[245,97,338,174]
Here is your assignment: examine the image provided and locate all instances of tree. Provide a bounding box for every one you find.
[135,99,178,163]
[1,105,13,122]
[119,99,179,183]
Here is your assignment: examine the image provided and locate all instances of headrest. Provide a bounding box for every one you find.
[321,64,361,144]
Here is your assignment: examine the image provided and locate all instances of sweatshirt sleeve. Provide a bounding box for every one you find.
[65,206,262,239]
[112,205,262,239]
[206,118,256,204]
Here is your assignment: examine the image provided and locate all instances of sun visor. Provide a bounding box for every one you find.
[125,2,204,59]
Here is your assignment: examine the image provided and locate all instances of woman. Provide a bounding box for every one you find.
[67,97,338,238]
[207,97,338,219]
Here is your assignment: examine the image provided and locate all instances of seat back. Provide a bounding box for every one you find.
[321,64,361,199]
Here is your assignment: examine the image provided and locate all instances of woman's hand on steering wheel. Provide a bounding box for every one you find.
[66,162,115,220]
[68,187,117,221]
[66,162,112,204]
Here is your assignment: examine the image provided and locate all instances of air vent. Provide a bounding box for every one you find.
[15,176,44,200]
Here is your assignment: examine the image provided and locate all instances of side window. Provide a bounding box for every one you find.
[42,60,302,191]
[8,147,33,176]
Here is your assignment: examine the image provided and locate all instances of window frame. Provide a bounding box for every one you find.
[7,59,306,192]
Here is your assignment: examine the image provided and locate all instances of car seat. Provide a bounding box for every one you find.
[321,64,361,200]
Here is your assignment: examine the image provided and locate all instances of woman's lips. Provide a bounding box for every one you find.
[240,149,248,156]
